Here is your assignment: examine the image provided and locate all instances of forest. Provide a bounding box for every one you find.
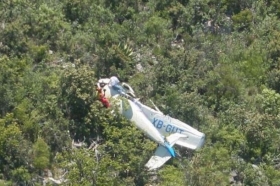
[1,0,280,185]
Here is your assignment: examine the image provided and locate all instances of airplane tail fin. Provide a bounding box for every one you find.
[145,133,186,171]
[164,142,176,157]
[145,145,172,171]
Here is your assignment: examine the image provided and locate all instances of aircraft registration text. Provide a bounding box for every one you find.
[152,118,184,133]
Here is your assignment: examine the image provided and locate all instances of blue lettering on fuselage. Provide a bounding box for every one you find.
[157,120,164,129]
[152,118,184,134]
[152,118,158,127]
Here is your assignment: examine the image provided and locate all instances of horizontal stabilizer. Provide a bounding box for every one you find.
[166,133,186,146]
[145,145,172,171]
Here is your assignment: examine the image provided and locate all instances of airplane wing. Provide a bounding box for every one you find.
[145,133,187,171]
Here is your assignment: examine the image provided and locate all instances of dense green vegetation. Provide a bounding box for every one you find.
[1,0,280,185]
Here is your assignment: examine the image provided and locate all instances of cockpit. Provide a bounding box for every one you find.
[121,82,136,98]
[97,78,136,98]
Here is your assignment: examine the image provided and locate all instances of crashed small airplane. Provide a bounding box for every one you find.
[96,78,205,170]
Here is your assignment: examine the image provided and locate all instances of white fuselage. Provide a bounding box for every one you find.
[97,79,205,150]
[140,104,205,149]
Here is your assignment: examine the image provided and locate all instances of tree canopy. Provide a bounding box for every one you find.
[0,0,280,185]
